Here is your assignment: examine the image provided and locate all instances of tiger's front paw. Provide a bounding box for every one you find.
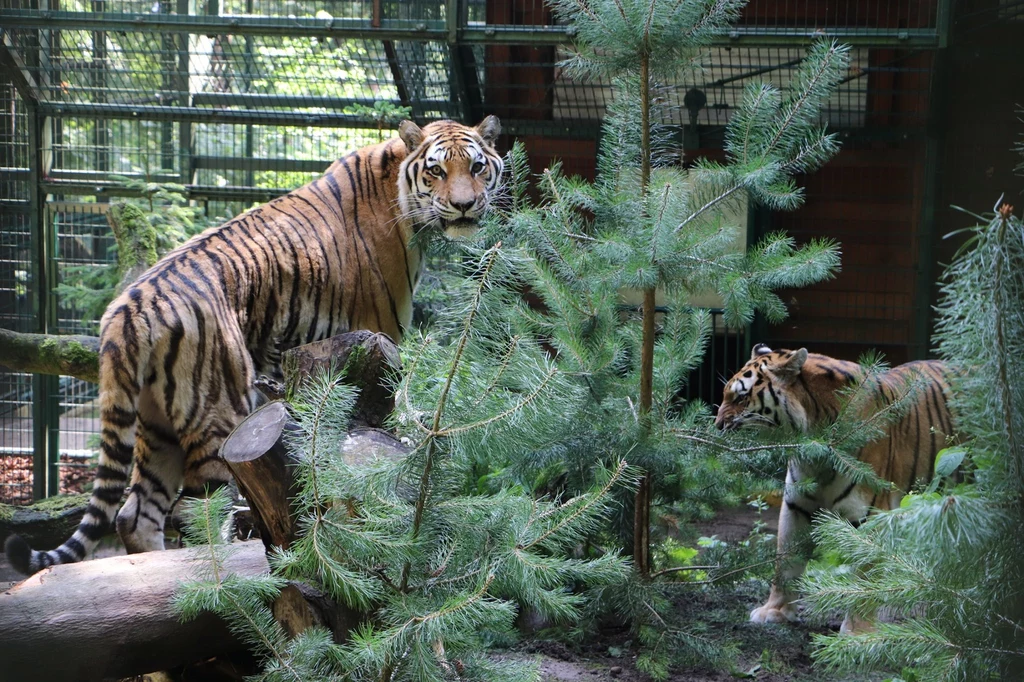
[750,603,798,625]
[839,613,876,635]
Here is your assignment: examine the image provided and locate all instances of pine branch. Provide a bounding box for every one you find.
[991,210,1022,489]
[524,459,631,550]
[438,366,559,436]
[403,245,503,592]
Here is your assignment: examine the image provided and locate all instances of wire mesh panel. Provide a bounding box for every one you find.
[48,203,116,496]
[0,84,36,504]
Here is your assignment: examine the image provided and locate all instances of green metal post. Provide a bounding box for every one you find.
[177,0,192,187]
[28,104,46,501]
[28,105,59,499]
[161,0,177,175]
[912,0,952,359]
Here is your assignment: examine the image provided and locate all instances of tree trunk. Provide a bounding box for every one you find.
[0,542,269,681]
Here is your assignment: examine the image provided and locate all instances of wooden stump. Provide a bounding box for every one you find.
[282,330,401,428]
[221,401,301,553]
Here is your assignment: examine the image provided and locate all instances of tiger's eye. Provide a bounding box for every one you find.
[428,165,445,178]
[471,161,485,175]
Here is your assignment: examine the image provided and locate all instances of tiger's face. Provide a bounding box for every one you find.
[397,116,504,232]
[715,343,810,432]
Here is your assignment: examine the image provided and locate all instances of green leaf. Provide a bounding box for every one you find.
[934,446,967,479]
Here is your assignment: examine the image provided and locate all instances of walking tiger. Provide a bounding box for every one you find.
[716,343,954,633]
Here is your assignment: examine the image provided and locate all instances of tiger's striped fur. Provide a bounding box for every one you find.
[716,343,954,632]
[4,117,504,575]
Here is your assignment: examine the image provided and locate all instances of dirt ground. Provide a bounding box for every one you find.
[496,505,876,682]
[0,505,880,682]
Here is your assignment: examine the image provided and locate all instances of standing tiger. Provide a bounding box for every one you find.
[5,117,505,575]
[715,343,954,633]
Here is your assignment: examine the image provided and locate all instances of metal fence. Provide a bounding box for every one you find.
[0,0,962,502]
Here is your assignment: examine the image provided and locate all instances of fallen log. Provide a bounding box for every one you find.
[0,541,269,682]
[0,328,100,383]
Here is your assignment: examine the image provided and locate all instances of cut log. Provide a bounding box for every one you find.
[281,330,401,428]
[222,330,406,555]
[221,401,301,553]
[0,541,269,682]
[221,406,411,554]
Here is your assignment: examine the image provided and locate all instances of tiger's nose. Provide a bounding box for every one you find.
[451,198,475,214]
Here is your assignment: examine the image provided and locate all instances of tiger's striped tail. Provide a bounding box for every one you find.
[4,307,148,575]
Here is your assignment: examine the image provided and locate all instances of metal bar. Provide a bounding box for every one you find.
[707,57,802,88]
[28,104,59,499]
[38,101,393,127]
[936,0,953,49]
[190,92,449,110]
[192,155,330,172]
[383,41,412,116]
[446,0,459,45]
[913,7,952,359]
[176,0,192,186]
[444,0,473,122]
[160,0,177,174]
[0,29,40,104]
[39,180,289,202]
[0,11,446,40]
[0,12,941,47]
[243,0,255,190]
[458,26,940,47]
[91,1,109,178]
[28,104,46,501]
[37,102,606,138]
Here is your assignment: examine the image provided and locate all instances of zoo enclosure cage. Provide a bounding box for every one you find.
[0,0,957,502]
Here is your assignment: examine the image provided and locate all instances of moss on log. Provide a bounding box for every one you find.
[0,328,100,382]
[108,201,159,289]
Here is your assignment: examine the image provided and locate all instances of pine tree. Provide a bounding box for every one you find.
[479,0,848,578]
[801,201,1024,680]
[175,263,638,681]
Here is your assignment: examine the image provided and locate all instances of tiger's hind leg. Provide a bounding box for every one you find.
[171,443,235,540]
[172,366,260,542]
[115,390,185,554]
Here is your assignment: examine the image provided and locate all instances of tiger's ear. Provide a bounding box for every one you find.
[750,343,773,361]
[774,348,808,377]
[399,120,424,151]
[475,115,501,147]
